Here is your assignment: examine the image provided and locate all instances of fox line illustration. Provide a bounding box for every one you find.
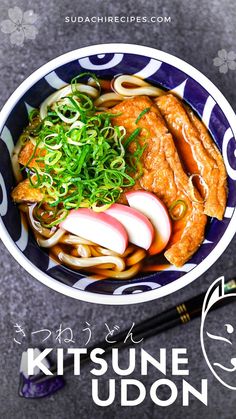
[200,276,236,390]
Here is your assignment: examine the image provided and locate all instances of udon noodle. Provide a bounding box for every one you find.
[18,200,147,279]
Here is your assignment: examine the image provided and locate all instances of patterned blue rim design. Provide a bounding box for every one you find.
[0,44,236,304]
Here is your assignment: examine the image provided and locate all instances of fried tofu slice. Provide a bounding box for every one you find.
[12,140,45,203]
[11,178,43,203]
[187,107,227,220]
[155,94,227,220]
[111,96,207,267]
[18,141,45,168]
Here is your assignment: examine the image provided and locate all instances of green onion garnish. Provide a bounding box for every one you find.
[123,128,141,149]
[135,107,150,124]
[71,72,101,94]
[20,76,145,226]
[169,199,188,221]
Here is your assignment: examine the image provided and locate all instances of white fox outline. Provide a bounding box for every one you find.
[200,276,236,390]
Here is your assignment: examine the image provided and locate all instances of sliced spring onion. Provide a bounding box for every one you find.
[28,169,41,188]
[123,128,141,149]
[71,72,101,94]
[29,109,39,122]
[44,151,62,166]
[19,74,146,227]
[169,199,188,221]
[135,107,150,124]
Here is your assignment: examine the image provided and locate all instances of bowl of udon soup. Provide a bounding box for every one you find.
[0,44,236,304]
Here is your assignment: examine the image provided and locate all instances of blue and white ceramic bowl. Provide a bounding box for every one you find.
[1,44,236,304]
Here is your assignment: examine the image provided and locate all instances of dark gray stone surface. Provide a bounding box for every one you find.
[0,0,235,417]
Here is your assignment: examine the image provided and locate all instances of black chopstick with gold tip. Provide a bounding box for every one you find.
[31,279,236,384]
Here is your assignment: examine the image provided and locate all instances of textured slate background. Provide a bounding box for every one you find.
[0,0,236,418]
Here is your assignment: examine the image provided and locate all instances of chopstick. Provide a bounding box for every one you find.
[31,278,236,384]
